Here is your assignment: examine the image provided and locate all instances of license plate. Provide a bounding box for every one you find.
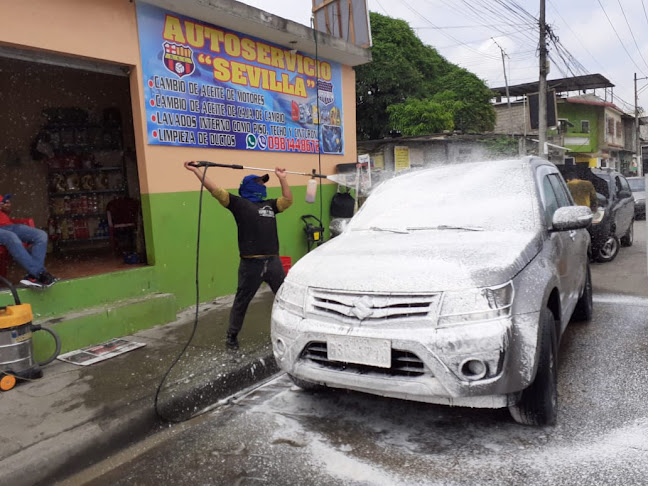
[327,336,391,368]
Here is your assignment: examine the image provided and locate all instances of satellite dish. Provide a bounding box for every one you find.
[312,0,372,48]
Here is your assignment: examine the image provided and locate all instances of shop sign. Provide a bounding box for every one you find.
[135,3,344,154]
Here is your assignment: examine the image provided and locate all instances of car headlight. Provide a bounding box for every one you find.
[439,282,514,326]
[591,208,605,224]
[275,280,308,317]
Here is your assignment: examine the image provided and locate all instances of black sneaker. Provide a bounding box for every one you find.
[38,271,59,287]
[226,332,239,350]
[20,274,45,289]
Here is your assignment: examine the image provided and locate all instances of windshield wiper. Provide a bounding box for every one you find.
[406,225,484,232]
[368,226,410,234]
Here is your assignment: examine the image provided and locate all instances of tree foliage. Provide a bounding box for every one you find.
[355,12,496,140]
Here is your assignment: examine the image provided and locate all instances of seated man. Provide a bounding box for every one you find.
[0,194,58,288]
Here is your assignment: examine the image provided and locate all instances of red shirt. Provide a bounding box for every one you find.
[0,211,12,226]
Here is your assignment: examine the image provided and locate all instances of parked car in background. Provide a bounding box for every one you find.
[587,168,635,262]
[627,176,645,220]
[272,157,592,426]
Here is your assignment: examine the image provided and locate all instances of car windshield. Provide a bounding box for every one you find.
[349,161,538,233]
[628,178,645,192]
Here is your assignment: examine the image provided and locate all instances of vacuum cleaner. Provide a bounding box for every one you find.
[0,276,61,391]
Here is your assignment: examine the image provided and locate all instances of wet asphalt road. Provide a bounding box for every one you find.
[67,224,648,486]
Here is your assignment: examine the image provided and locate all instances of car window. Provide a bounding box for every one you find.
[619,176,631,192]
[541,176,560,226]
[628,178,645,191]
[614,176,623,194]
[548,174,572,207]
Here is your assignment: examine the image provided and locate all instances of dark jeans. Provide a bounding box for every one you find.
[0,224,48,277]
[228,256,285,336]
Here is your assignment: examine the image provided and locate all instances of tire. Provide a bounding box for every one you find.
[509,308,558,426]
[571,264,593,322]
[595,235,620,263]
[620,220,634,247]
[288,373,326,392]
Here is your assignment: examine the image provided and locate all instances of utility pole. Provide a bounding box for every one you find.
[634,73,644,177]
[538,0,548,158]
[493,38,513,136]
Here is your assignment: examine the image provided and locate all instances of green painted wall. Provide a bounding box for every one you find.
[559,103,600,152]
[1,182,336,312]
[144,182,336,310]
[1,182,338,359]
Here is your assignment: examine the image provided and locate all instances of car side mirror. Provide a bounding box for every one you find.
[552,206,592,231]
[618,190,632,199]
[596,193,608,206]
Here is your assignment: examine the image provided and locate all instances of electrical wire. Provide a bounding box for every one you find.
[154,167,208,423]
[615,0,648,73]
[399,0,500,61]
[596,0,648,78]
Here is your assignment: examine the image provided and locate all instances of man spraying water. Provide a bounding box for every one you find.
[184,162,293,349]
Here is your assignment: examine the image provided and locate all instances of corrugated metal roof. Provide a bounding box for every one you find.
[491,74,614,97]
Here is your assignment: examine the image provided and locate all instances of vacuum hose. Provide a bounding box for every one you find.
[31,324,62,366]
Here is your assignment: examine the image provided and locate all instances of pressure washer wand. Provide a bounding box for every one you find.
[188,161,328,179]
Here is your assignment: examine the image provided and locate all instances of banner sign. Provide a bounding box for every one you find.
[135,3,344,154]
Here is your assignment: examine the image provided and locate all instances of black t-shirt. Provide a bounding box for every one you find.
[227,195,281,257]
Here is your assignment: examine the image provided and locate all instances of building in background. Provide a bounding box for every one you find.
[491,74,642,175]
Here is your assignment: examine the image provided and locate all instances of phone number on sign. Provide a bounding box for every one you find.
[268,136,320,153]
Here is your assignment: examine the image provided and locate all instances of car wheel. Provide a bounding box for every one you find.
[509,308,558,426]
[595,235,620,263]
[620,220,634,247]
[571,264,593,322]
[288,373,326,392]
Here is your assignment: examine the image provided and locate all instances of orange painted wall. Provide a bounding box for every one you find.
[0,0,140,65]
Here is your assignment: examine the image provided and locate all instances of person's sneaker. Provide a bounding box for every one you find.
[226,332,239,350]
[38,271,59,287]
[20,274,45,289]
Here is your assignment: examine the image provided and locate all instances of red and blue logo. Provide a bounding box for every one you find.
[163,42,195,78]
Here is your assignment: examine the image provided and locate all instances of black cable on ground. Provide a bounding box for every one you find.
[154,166,208,423]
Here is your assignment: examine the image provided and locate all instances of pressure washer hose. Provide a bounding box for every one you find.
[154,166,208,423]
[32,324,62,366]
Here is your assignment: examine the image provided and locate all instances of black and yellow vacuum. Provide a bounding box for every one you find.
[0,276,61,391]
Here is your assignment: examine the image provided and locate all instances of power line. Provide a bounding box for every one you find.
[547,0,608,75]
[615,0,648,73]
[398,0,500,60]
[596,0,648,78]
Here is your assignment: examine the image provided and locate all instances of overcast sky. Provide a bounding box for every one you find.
[238,0,648,114]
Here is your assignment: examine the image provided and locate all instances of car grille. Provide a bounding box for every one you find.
[300,341,429,377]
[309,289,440,323]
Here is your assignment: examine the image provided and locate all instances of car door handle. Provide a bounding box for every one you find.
[568,230,577,241]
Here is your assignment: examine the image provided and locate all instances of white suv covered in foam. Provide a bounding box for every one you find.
[272,157,592,425]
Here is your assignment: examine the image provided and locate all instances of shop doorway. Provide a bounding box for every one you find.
[0,50,146,283]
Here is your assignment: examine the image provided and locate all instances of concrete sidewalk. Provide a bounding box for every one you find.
[0,287,279,486]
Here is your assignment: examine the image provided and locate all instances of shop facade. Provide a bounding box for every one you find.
[0,0,370,357]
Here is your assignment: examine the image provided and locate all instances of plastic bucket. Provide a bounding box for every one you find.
[280,256,291,274]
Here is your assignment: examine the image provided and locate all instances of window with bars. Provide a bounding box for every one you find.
[581,120,590,133]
